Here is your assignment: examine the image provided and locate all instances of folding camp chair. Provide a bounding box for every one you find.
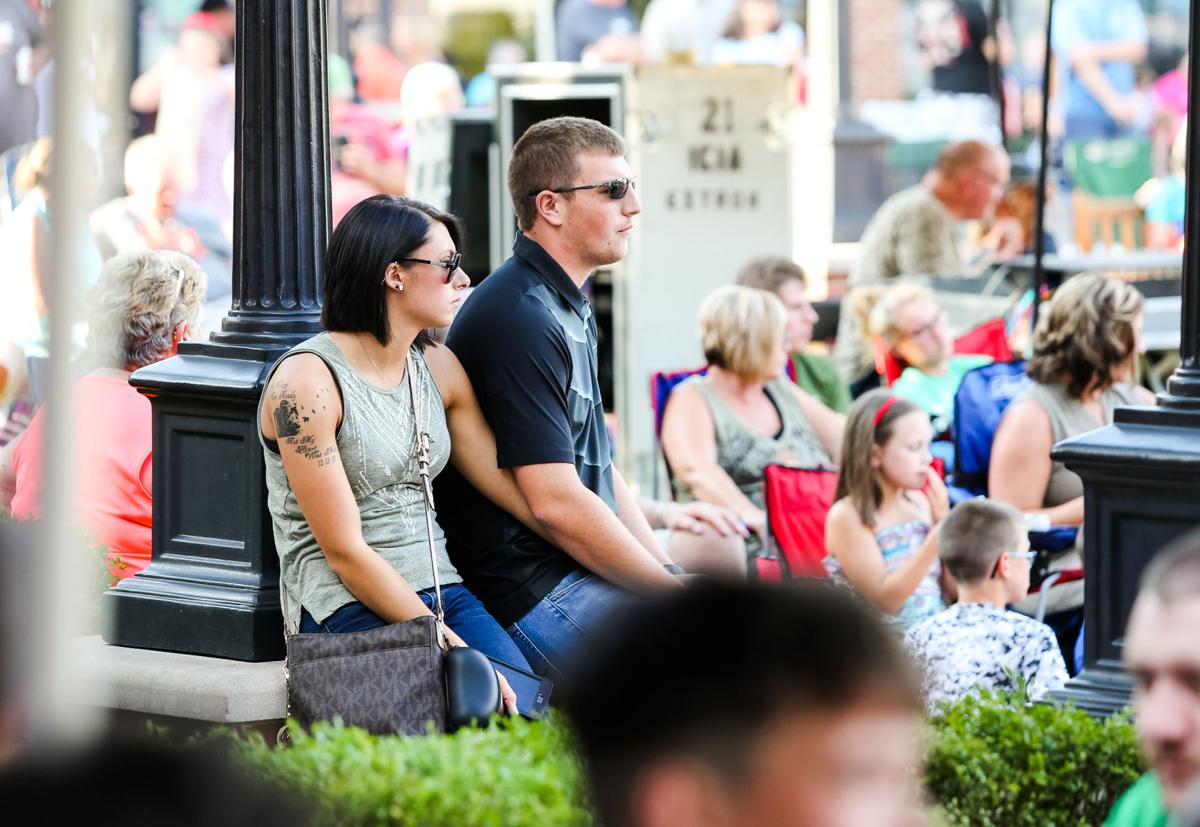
[762,463,838,579]
[952,360,1031,495]
[649,366,708,499]
[950,360,1082,623]
[1064,138,1153,253]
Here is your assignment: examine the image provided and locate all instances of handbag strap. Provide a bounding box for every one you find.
[407,351,450,650]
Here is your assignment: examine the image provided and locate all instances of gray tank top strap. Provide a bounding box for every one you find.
[1021,380,1139,444]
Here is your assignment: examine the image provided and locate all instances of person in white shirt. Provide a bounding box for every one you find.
[904,498,1069,707]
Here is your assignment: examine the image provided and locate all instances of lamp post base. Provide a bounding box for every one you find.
[101,342,290,662]
[1049,404,1200,716]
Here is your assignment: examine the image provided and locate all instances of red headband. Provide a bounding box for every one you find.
[874,396,899,428]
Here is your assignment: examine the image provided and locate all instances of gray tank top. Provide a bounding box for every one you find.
[259,333,461,629]
[672,375,831,509]
[1020,380,1140,508]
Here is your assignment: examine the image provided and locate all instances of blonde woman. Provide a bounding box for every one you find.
[870,283,992,433]
[0,250,207,579]
[989,274,1153,611]
[661,286,844,546]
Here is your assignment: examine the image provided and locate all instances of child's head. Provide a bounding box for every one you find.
[836,390,931,526]
[939,499,1031,601]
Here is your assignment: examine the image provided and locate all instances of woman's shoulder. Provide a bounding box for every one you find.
[419,339,457,373]
[266,347,337,397]
[1015,379,1065,413]
[420,341,465,405]
[1105,382,1143,406]
[665,374,711,410]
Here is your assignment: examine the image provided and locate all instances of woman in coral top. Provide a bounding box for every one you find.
[0,250,207,579]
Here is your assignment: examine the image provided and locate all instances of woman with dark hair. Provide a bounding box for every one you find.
[258,195,535,711]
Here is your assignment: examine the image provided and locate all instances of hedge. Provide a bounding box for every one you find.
[226,693,1144,826]
[925,690,1145,826]
[231,717,591,827]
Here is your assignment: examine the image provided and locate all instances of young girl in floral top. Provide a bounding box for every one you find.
[824,390,948,630]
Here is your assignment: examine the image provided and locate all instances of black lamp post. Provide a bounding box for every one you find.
[1046,0,1200,715]
[101,0,330,661]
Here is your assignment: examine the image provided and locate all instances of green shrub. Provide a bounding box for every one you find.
[224,690,1145,826]
[925,690,1145,826]
[231,716,591,827]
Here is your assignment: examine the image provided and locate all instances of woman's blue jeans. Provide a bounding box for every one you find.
[299,583,532,671]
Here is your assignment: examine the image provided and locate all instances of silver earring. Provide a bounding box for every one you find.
[396,283,403,292]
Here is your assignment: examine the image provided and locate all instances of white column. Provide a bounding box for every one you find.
[791,0,838,300]
[31,0,124,747]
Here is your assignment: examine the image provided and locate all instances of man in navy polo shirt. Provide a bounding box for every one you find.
[436,116,681,678]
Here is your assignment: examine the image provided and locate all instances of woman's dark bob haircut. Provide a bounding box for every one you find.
[322,194,464,348]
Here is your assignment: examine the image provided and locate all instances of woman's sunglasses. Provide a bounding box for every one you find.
[394,251,463,283]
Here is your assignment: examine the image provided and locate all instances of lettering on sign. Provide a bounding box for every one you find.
[701,96,734,134]
[668,95,765,212]
[688,144,741,172]
[665,190,760,210]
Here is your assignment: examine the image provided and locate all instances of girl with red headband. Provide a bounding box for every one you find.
[824,389,949,630]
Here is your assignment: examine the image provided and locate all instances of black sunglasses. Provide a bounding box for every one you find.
[394,251,463,283]
[531,177,636,201]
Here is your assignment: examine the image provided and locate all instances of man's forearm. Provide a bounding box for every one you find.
[534,486,679,592]
[611,467,672,565]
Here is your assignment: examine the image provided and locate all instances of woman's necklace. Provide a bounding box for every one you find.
[357,333,390,386]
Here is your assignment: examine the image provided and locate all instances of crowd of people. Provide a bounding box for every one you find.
[0,1,1195,822]
[249,115,1183,824]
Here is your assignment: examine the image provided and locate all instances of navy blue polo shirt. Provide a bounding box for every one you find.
[435,233,616,628]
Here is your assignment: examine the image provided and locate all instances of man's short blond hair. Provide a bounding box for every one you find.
[698,286,786,380]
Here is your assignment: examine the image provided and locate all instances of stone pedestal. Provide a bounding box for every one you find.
[1048,407,1200,716]
[101,0,330,661]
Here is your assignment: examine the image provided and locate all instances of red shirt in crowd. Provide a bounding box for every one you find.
[9,372,153,579]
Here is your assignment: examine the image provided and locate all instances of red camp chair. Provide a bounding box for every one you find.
[762,464,839,579]
[876,317,1014,386]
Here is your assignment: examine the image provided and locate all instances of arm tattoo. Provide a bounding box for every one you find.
[274,395,302,438]
[271,382,339,467]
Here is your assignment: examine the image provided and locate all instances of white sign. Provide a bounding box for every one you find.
[616,65,794,491]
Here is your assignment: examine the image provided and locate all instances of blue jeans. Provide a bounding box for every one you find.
[299,583,531,671]
[507,569,629,679]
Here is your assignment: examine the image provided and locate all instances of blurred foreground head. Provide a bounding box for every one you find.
[563,580,926,827]
[1125,532,1200,816]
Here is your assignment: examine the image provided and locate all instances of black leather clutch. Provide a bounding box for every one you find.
[444,645,502,730]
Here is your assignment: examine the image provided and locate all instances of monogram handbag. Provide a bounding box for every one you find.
[279,352,501,737]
